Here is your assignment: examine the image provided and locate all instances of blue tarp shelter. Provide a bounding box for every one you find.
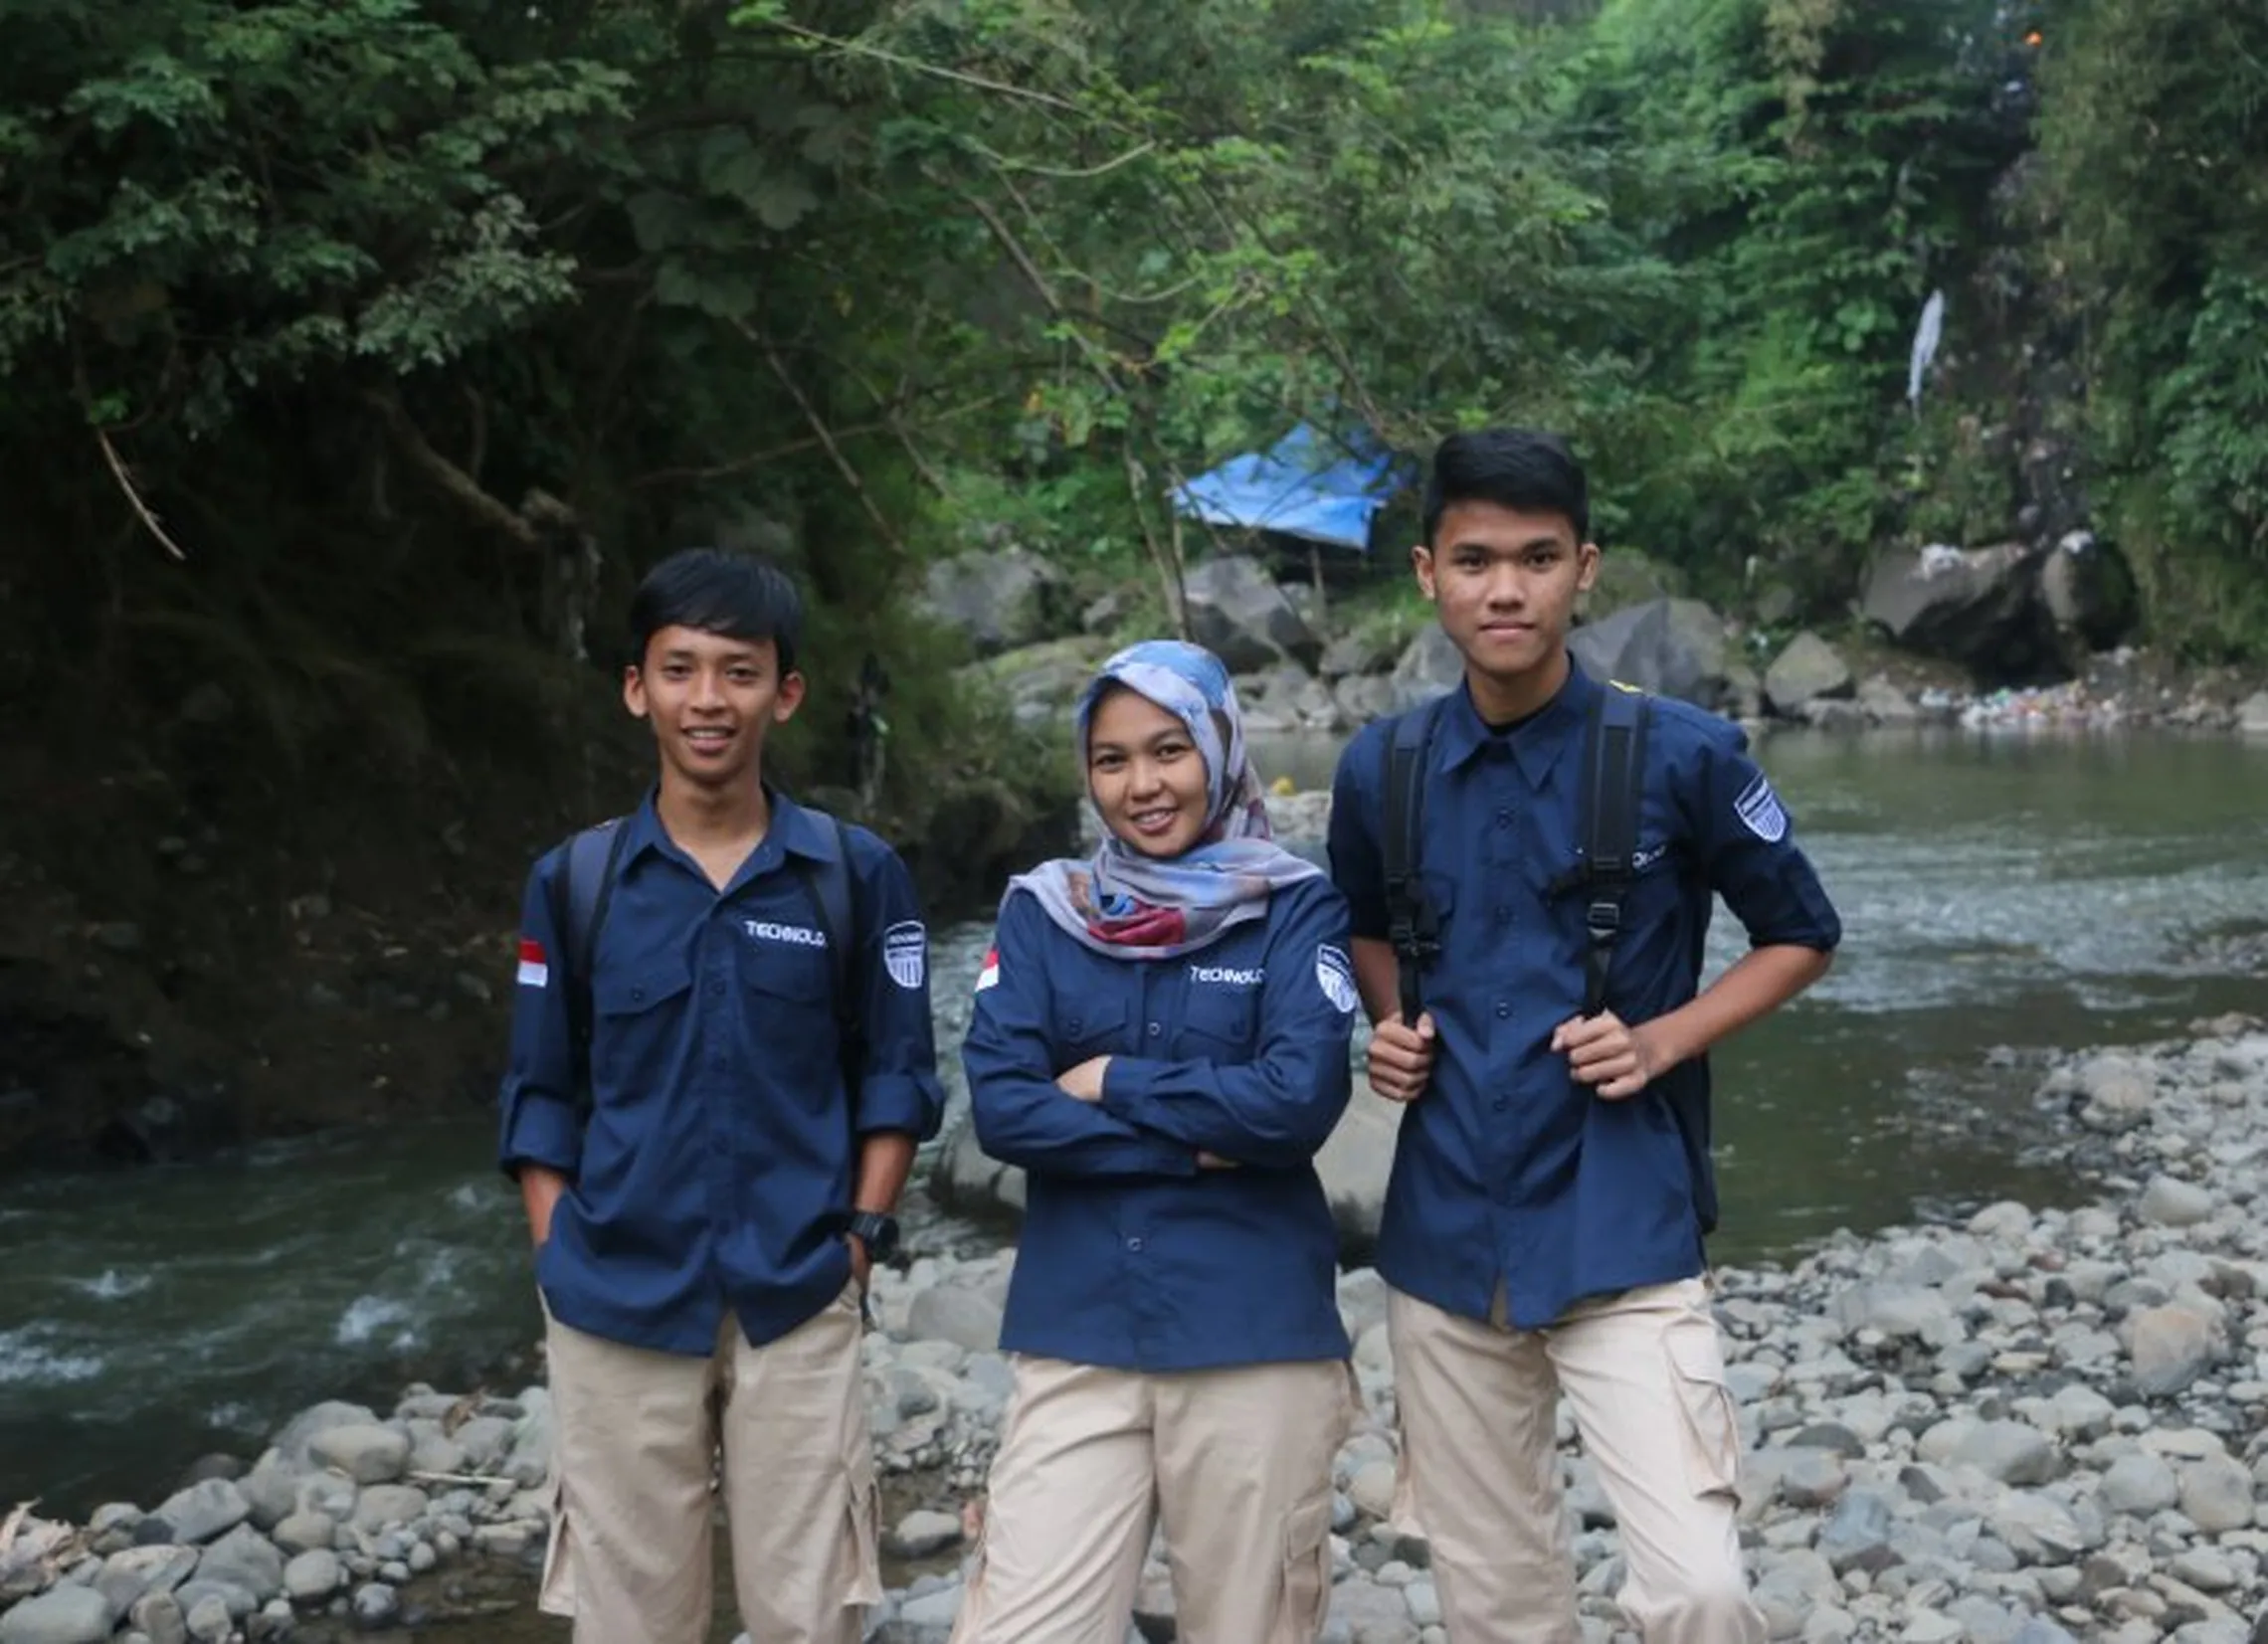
[1170,424,1402,553]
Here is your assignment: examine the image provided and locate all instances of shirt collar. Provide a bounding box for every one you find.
[1435,656,1602,793]
[616,783,840,867]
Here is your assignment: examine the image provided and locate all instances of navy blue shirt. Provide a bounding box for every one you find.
[1328,665,1840,1331]
[962,877,1357,1372]
[498,792,945,1355]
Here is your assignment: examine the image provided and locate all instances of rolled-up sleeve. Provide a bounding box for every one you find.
[497,855,584,1179]
[1329,724,1392,942]
[850,842,947,1141]
[1688,722,1842,952]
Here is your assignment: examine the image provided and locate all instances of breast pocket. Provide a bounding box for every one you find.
[591,958,693,1100]
[1179,988,1258,1059]
[1058,996,1130,1062]
[743,948,841,1104]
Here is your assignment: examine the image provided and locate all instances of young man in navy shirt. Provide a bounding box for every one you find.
[1328,430,1840,1643]
[498,549,945,1644]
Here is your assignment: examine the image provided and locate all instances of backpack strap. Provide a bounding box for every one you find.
[1381,698,1445,1026]
[787,815,867,1091]
[547,819,631,1116]
[1547,685,1652,1018]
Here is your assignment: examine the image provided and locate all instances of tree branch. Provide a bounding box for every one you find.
[94,428,188,562]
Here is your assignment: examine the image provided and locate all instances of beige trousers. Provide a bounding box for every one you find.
[538,1289,880,1644]
[1389,1278,1764,1644]
[950,1357,1357,1644]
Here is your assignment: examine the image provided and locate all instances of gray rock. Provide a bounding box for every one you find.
[1388,626,1462,713]
[1816,1489,1897,1574]
[1764,632,1854,715]
[2140,1175,2217,1228]
[1990,1491,2090,1563]
[0,1586,114,1644]
[1326,1577,1422,1643]
[887,1511,963,1559]
[149,1480,250,1547]
[1779,1449,1850,1509]
[896,1582,963,1629]
[921,547,1067,657]
[453,1415,513,1471]
[271,1401,381,1472]
[184,1593,233,1644]
[1568,597,1738,711]
[283,1550,342,1603]
[1319,628,1401,680]
[2177,1454,2256,1534]
[94,1546,196,1615]
[195,1523,284,1603]
[1856,675,1921,724]
[1835,1283,1960,1346]
[350,1581,400,1629]
[1952,1420,2058,1487]
[1181,555,1322,672]
[2098,1451,2179,1517]
[349,1485,430,1534]
[2238,691,2268,738]
[1859,540,2054,675]
[129,1591,188,1644]
[308,1423,411,1485]
[173,1578,255,1621]
[272,1511,334,1555]
[239,1453,297,1531]
[2129,1304,2218,1396]
[905,1284,1008,1354]
[2039,529,2137,650]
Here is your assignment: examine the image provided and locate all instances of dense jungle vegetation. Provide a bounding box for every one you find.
[0,0,2261,1005]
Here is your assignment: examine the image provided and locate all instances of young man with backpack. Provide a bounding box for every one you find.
[497,548,945,1644]
[1327,430,1841,1643]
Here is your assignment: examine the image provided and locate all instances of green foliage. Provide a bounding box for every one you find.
[2035,0,2268,657]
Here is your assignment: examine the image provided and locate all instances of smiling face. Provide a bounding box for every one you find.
[1085,685,1213,859]
[624,625,805,794]
[1416,499,1599,705]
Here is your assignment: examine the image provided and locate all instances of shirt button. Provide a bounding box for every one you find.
[1495,1001,1511,1018]
[1147,1022,1162,1038]
[1494,1096,1509,1112]
[1496,809,1512,827]
[1127,1237,1145,1252]
[631,987,646,1003]
[709,981,726,999]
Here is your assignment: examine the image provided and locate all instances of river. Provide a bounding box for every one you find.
[5,726,2266,1537]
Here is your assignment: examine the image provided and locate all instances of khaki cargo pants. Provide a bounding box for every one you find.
[538,1285,880,1644]
[951,1356,1358,1644]
[1389,1276,1766,1644]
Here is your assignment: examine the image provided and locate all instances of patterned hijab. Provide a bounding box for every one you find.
[1009,639,1322,961]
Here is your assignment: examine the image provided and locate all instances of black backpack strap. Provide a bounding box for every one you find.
[1381,698,1444,1026]
[1549,685,1651,1018]
[787,815,866,1090]
[546,819,630,1115]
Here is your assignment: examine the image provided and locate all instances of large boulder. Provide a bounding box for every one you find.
[1860,542,2061,682]
[1763,632,1854,716]
[922,547,1069,657]
[955,636,1110,731]
[1387,624,1462,712]
[1568,598,1738,710]
[2038,530,2138,652]
[1181,556,1322,672]
[1581,548,1680,622]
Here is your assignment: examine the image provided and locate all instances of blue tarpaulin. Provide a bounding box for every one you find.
[1171,424,1402,553]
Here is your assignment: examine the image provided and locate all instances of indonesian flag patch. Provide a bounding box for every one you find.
[974,946,1000,994]
[516,939,550,990]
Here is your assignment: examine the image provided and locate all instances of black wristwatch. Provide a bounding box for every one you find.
[846,1209,900,1263]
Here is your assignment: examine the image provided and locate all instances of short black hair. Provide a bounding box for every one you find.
[1421,428,1590,547]
[627,548,804,674]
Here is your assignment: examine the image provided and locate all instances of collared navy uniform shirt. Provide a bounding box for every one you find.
[1329,664,1840,1331]
[497,792,945,1355]
[962,876,1357,1372]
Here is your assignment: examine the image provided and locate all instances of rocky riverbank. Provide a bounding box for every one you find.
[7,1018,2268,1644]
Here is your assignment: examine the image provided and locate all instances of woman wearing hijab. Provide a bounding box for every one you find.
[952,639,1360,1644]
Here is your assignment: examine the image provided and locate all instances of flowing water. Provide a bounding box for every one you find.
[5,728,2265,1577]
